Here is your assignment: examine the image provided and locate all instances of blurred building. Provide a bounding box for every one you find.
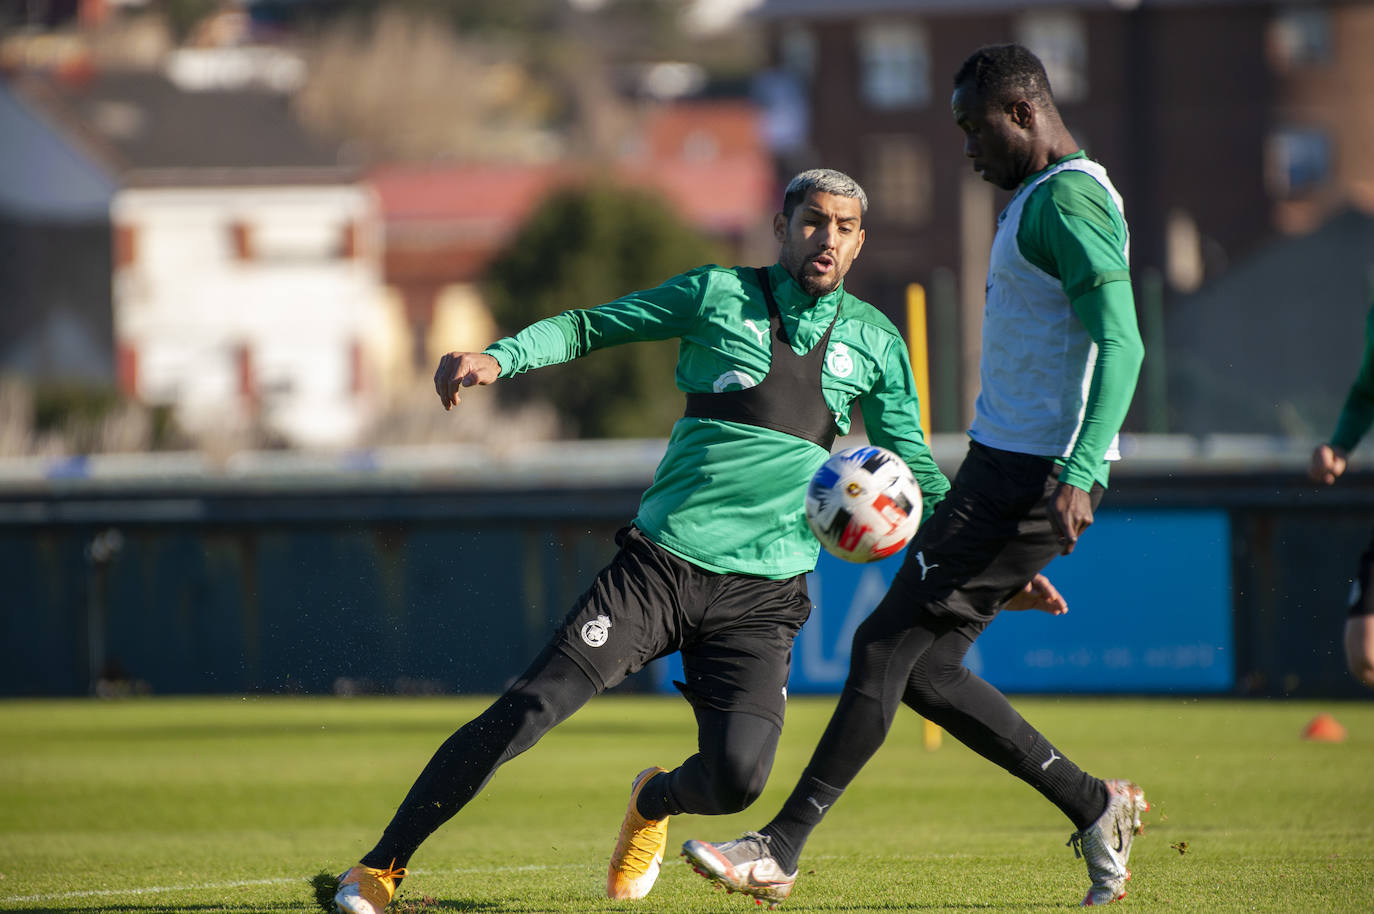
[749,0,1374,432]
[1,54,391,450]
[0,76,118,387]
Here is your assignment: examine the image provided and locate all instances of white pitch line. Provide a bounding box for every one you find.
[4,862,588,904]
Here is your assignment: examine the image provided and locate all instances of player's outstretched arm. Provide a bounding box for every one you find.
[1308,443,1348,485]
[1004,573,1069,615]
[435,351,501,410]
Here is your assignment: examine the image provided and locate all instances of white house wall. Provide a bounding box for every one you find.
[112,183,386,449]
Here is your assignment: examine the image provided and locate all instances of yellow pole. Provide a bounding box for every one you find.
[905,283,932,438]
[907,282,942,751]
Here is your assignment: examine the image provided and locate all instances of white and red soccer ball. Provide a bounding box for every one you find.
[805,445,922,563]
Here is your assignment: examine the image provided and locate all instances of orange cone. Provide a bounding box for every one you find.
[1302,712,1347,742]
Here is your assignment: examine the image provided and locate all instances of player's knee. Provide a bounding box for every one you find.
[1349,654,1374,688]
[710,768,767,813]
[903,657,963,718]
[700,755,769,813]
[1344,619,1374,688]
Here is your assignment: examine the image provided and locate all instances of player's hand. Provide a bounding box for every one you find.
[435,351,500,410]
[1308,443,1348,485]
[1048,482,1092,556]
[1004,573,1068,615]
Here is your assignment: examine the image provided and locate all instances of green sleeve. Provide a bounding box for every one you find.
[857,333,951,520]
[1331,305,1374,452]
[484,271,704,377]
[1019,168,1131,299]
[1061,280,1144,491]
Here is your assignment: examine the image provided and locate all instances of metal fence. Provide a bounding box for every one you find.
[2,436,1369,698]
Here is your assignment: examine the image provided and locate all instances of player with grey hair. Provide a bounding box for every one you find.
[782,168,869,218]
[329,167,1078,914]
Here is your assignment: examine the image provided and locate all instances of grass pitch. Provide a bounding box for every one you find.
[1,694,1371,913]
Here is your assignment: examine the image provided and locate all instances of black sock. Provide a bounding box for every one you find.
[758,775,844,874]
[1009,733,1107,831]
[635,771,678,820]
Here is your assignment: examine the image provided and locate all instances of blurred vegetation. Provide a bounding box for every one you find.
[0,378,188,456]
[484,181,727,439]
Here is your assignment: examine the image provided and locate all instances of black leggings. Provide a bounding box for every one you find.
[789,573,1100,832]
[362,642,781,869]
[804,576,1039,791]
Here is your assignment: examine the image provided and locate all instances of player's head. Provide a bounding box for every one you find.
[775,168,867,299]
[951,44,1065,190]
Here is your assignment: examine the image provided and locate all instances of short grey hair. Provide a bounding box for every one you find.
[782,168,868,218]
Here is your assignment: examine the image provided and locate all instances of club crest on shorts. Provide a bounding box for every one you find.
[581,613,612,647]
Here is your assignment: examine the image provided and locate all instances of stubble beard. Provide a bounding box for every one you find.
[784,252,841,299]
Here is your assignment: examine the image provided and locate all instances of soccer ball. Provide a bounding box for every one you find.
[805,445,922,563]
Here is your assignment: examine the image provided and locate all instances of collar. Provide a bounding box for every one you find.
[765,262,846,314]
[1019,150,1088,189]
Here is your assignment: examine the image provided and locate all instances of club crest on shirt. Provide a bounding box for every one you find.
[713,370,758,392]
[826,342,854,378]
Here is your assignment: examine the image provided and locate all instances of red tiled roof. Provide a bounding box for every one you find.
[369,102,775,284]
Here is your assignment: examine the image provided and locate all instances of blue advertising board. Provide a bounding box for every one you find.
[653,509,1233,694]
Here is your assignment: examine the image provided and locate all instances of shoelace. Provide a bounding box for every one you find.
[347,861,408,886]
[617,818,666,870]
[1067,831,1086,859]
[372,862,408,883]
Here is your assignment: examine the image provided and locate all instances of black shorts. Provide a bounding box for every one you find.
[893,440,1104,625]
[554,525,812,727]
[1350,529,1374,619]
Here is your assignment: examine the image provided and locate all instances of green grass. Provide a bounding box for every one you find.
[1,695,1371,913]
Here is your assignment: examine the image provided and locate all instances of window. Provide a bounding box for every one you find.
[1269,6,1332,69]
[864,135,931,227]
[114,224,138,268]
[1016,11,1088,104]
[779,23,816,81]
[1265,127,1331,197]
[857,21,930,110]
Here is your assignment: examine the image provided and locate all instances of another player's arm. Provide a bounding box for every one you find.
[1311,305,1374,484]
[1023,172,1143,554]
[857,329,951,521]
[435,272,706,409]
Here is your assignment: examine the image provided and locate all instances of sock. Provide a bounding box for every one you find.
[1009,733,1107,831]
[635,771,678,821]
[758,775,844,874]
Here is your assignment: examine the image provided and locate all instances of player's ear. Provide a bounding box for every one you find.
[773,211,788,243]
[1009,98,1034,129]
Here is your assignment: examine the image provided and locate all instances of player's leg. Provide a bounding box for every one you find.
[335,643,599,913]
[358,644,598,872]
[613,569,809,899]
[694,443,1050,878]
[639,706,780,818]
[338,527,671,913]
[680,573,945,906]
[893,448,1144,905]
[1346,617,1374,687]
[902,620,1147,906]
[640,569,809,818]
[610,708,784,902]
[1344,532,1374,688]
[901,621,1108,831]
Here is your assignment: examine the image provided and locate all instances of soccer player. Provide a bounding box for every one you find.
[1308,301,1374,688]
[682,44,1148,908]
[332,167,1036,914]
